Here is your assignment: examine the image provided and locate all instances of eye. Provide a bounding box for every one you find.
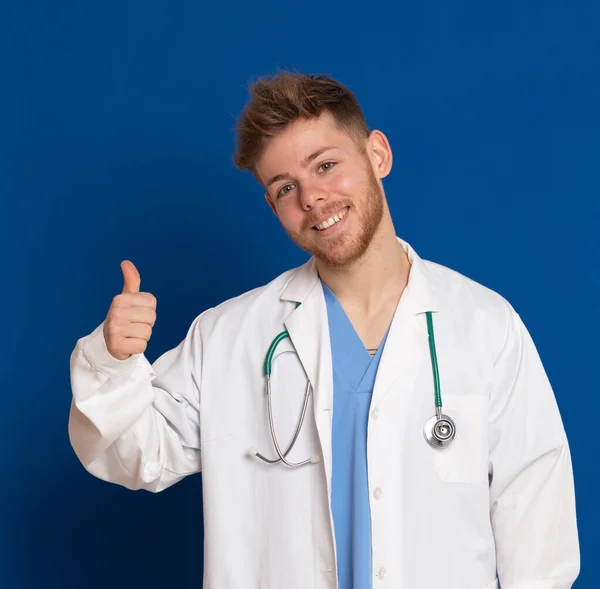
[318,161,336,172]
[277,183,296,198]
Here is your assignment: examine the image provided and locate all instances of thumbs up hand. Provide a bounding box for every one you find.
[103,260,157,360]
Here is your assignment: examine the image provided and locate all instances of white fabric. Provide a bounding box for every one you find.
[68,237,580,588]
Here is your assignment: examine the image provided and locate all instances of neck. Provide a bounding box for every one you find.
[316,214,411,316]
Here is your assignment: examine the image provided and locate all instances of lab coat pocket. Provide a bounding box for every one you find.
[433,394,489,484]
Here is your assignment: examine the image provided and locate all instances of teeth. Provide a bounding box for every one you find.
[316,207,347,231]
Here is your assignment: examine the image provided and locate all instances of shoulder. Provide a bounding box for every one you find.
[427,259,513,314]
[423,258,516,358]
[189,261,306,333]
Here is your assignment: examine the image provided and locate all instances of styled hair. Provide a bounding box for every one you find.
[232,70,370,183]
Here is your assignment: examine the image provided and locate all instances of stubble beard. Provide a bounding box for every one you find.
[286,166,385,270]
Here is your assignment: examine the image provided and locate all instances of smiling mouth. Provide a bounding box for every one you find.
[312,207,349,231]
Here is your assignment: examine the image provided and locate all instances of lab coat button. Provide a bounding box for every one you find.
[371,407,380,419]
[377,567,387,579]
[373,487,383,500]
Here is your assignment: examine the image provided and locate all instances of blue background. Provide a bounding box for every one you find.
[1,1,598,587]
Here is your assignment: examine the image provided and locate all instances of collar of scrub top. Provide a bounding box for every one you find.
[277,236,444,421]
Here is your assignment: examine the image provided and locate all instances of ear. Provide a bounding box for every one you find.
[264,191,278,217]
[366,130,393,179]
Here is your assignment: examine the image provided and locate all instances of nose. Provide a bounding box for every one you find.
[299,180,328,211]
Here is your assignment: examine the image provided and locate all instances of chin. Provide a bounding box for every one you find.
[313,238,370,269]
[289,215,373,268]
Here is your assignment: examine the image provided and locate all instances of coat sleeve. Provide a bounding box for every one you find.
[68,311,208,493]
[488,303,580,588]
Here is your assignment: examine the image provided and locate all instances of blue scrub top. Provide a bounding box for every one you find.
[322,282,390,589]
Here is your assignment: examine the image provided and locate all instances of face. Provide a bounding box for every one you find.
[256,111,392,269]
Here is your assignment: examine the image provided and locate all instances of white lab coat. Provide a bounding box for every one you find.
[69,237,580,589]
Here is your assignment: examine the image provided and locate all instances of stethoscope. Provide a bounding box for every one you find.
[247,305,456,468]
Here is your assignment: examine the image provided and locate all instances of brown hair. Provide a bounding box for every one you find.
[232,70,370,183]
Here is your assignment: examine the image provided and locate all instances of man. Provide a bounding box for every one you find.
[69,71,580,588]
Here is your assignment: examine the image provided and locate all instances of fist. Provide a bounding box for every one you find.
[103,260,157,360]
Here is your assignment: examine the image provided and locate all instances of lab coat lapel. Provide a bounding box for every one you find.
[280,258,334,487]
[371,238,443,407]
[371,301,429,407]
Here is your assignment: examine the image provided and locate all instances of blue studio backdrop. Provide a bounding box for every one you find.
[1,1,598,587]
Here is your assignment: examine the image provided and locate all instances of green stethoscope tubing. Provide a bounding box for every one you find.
[425,311,442,409]
[264,301,301,377]
[264,331,291,376]
[255,308,455,467]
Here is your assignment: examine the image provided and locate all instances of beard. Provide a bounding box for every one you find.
[284,163,385,269]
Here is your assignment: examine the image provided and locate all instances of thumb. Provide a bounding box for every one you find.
[121,260,141,294]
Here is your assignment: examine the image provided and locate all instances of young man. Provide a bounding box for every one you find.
[69,72,580,589]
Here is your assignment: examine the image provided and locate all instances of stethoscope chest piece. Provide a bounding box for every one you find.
[423,413,456,448]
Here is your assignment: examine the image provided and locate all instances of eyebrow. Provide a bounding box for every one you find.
[266,146,337,188]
